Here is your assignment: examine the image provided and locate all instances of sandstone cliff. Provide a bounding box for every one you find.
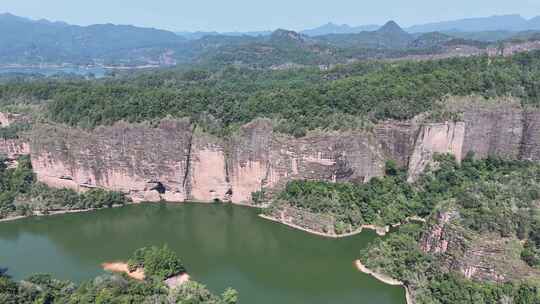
[3,99,540,204]
[420,209,540,283]
[26,118,393,203]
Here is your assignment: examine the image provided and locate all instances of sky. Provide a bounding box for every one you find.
[2,0,540,32]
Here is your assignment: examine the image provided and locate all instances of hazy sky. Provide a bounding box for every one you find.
[3,0,540,32]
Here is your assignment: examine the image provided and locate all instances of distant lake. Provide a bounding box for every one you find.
[0,66,108,78]
[0,203,406,304]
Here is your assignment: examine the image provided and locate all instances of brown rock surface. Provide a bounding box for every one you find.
[408,122,465,182]
[421,209,540,283]
[0,98,536,204]
[30,120,192,202]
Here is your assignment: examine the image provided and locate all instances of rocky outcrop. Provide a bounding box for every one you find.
[408,101,540,180]
[0,138,30,160]
[228,119,274,203]
[1,99,539,204]
[29,120,193,202]
[26,119,392,203]
[265,131,386,192]
[421,209,540,283]
[0,112,29,127]
[408,122,465,182]
[188,132,230,202]
[461,101,524,160]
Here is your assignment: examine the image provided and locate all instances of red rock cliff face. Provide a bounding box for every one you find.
[30,120,193,202]
[4,100,540,204]
[27,118,394,203]
[421,209,540,283]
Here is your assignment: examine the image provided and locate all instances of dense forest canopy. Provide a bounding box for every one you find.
[272,154,540,303]
[1,51,540,137]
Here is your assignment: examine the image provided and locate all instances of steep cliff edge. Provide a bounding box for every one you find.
[420,209,540,283]
[3,98,540,204]
[26,118,392,203]
[29,120,193,202]
[407,122,465,182]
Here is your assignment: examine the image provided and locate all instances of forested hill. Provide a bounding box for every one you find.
[2,50,540,138]
[3,13,540,68]
[0,13,185,66]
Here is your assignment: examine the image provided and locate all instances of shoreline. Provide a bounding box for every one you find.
[102,261,190,288]
[259,214,389,238]
[102,262,145,280]
[0,204,125,223]
[354,260,413,304]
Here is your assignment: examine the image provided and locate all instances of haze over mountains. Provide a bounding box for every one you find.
[175,14,540,38]
[2,12,540,69]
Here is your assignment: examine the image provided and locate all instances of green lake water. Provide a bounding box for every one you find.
[0,203,405,304]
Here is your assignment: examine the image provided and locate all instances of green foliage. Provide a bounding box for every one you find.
[128,246,186,280]
[0,155,33,217]
[350,155,540,304]
[360,224,540,304]
[250,190,266,205]
[0,156,128,219]
[4,51,540,136]
[0,249,237,304]
[522,241,540,268]
[277,166,417,228]
[277,154,540,238]
[0,122,31,139]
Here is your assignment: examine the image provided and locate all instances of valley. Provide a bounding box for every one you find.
[1,9,540,304]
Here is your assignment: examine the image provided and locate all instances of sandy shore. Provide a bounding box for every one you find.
[102,262,145,280]
[355,260,413,304]
[354,260,403,285]
[102,261,190,288]
[259,214,390,238]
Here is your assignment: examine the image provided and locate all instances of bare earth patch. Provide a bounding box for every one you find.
[102,261,190,288]
[102,262,145,280]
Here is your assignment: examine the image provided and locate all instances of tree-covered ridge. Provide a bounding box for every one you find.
[2,51,540,136]
[0,247,238,304]
[359,224,540,304]
[272,155,540,303]
[0,155,129,219]
[273,154,540,237]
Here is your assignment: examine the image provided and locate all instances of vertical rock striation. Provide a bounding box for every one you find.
[29,120,193,202]
[1,99,539,204]
[407,122,465,182]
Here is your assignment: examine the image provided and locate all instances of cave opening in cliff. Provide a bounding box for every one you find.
[151,182,166,194]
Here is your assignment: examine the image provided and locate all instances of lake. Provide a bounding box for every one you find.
[0,203,405,304]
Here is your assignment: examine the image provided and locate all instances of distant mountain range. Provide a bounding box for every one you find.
[175,14,540,39]
[301,23,380,37]
[0,13,185,66]
[2,12,540,68]
[407,14,540,33]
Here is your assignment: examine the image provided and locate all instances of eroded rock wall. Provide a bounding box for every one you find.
[227,119,274,203]
[188,132,230,202]
[421,209,540,283]
[30,120,192,202]
[8,99,540,204]
[408,122,465,182]
[462,101,524,160]
[0,139,30,160]
[26,118,392,203]
[374,121,417,167]
[520,108,540,161]
[266,131,386,192]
